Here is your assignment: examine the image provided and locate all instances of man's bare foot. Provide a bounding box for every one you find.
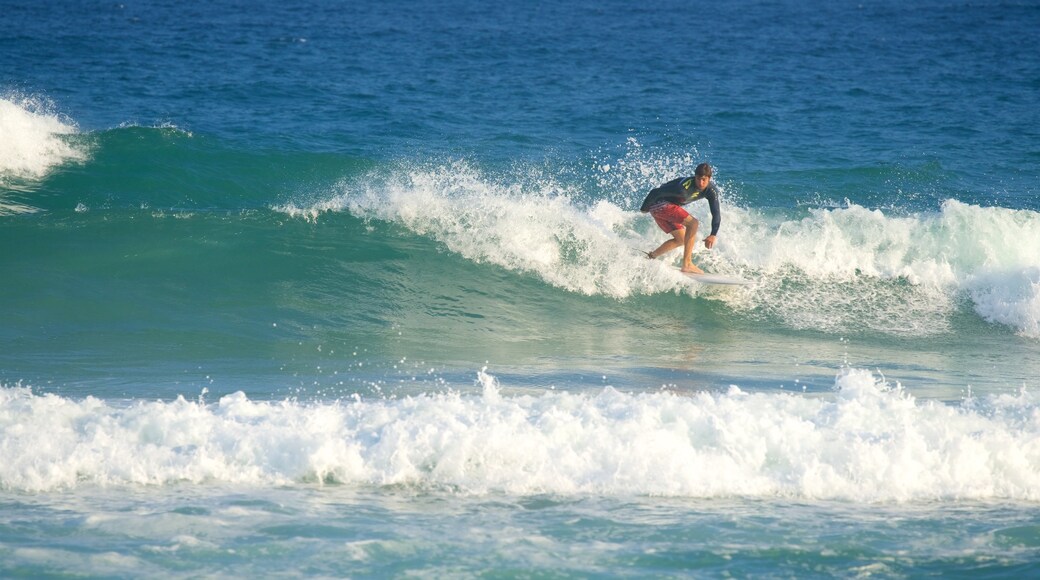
[645,250,655,259]
[681,264,704,274]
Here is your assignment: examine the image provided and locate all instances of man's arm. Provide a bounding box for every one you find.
[639,188,658,212]
[704,185,721,248]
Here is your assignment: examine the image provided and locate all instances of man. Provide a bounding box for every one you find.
[640,163,721,274]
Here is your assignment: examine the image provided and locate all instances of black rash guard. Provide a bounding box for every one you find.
[639,177,722,237]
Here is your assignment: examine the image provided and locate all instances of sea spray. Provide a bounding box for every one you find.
[0,95,85,185]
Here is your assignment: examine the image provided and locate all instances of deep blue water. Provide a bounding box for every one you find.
[3,0,1040,576]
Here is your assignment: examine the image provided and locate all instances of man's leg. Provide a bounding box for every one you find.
[680,216,703,274]
[648,227,685,259]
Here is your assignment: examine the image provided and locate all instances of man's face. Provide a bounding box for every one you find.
[694,174,711,191]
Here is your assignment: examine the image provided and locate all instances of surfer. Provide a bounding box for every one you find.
[640,163,721,274]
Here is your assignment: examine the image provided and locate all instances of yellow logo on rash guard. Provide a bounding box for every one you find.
[682,178,694,190]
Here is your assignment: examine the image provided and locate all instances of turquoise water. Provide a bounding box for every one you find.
[3,0,1040,576]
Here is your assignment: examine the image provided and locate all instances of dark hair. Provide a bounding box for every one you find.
[695,163,713,177]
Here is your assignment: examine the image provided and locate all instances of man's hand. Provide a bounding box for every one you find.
[703,235,717,249]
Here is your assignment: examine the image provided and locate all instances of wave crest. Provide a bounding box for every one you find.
[0,95,86,187]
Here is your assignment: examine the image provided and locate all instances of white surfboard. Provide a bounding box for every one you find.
[680,271,753,285]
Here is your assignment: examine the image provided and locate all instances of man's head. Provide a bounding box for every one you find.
[693,163,713,190]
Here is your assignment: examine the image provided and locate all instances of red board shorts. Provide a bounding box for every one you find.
[648,202,690,233]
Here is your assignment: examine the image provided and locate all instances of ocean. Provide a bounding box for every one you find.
[2,0,1040,576]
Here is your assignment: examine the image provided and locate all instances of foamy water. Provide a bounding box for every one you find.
[277,162,1040,338]
[0,96,85,186]
[3,368,1038,500]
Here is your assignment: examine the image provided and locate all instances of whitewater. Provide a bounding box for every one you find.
[278,159,1040,338]
[3,368,1039,502]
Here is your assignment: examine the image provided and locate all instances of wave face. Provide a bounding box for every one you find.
[285,159,1040,337]
[2,115,1039,398]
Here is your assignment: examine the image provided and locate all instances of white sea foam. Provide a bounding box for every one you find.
[278,161,1040,337]
[2,369,1038,500]
[0,95,85,186]
[278,160,720,299]
[726,199,1040,336]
